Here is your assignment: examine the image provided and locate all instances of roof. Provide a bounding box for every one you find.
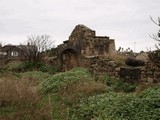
[0,45,21,52]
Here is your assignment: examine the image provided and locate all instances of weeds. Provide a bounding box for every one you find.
[69,86,160,120]
[0,76,51,119]
[42,68,92,93]
[113,79,136,92]
[1,67,159,120]
[100,75,136,93]
[60,80,107,105]
[5,61,59,74]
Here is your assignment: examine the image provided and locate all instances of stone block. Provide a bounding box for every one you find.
[120,67,141,82]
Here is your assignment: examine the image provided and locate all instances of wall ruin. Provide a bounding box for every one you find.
[56,24,116,71]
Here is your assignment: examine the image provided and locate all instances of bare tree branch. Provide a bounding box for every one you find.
[150,16,160,26]
[20,34,54,63]
[150,16,160,49]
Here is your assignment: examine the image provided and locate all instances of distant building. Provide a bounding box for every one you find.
[0,44,23,61]
[0,44,36,62]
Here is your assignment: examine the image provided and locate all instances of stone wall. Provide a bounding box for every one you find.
[141,61,160,83]
[56,24,116,71]
[83,36,115,56]
[86,56,160,83]
[84,56,119,79]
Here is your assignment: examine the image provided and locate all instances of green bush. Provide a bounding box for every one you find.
[40,65,59,74]
[102,75,113,86]
[19,71,51,82]
[101,75,136,93]
[7,61,59,74]
[42,68,92,93]
[11,61,43,71]
[140,86,160,99]
[49,66,59,74]
[113,79,136,93]
[69,86,160,120]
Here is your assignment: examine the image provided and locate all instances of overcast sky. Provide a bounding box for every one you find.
[0,0,160,52]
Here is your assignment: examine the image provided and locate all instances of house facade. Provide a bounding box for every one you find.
[0,44,22,62]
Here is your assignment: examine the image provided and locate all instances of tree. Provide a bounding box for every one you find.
[150,16,160,49]
[149,17,160,64]
[20,34,54,63]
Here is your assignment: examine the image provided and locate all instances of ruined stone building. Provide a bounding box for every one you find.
[56,24,116,71]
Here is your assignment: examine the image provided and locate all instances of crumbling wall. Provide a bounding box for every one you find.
[56,24,116,71]
[84,57,119,79]
[69,24,95,42]
[83,37,115,56]
[141,61,160,83]
[86,55,160,83]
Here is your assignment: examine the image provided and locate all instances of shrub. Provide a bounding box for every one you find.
[48,66,59,74]
[42,68,92,93]
[148,50,160,66]
[113,79,136,93]
[40,65,59,74]
[100,75,136,93]
[6,61,59,74]
[10,61,43,72]
[3,61,22,71]
[101,75,114,86]
[69,86,160,120]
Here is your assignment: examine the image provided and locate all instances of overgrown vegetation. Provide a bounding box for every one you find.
[0,74,51,120]
[42,68,93,93]
[148,50,160,67]
[108,54,127,66]
[0,67,160,120]
[69,86,160,120]
[5,61,59,74]
[99,75,136,93]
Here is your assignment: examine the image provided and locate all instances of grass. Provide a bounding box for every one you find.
[1,67,160,120]
[108,54,127,66]
[41,67,108,119]
[0,67,104,119]
[0,71,51,120]
[18,71,51,87]
[60,80,107,105]
[4,61,60,74]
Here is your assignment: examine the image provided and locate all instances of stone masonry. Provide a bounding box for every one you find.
[56,24,116,71]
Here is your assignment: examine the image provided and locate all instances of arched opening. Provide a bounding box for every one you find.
[61,49,78,71]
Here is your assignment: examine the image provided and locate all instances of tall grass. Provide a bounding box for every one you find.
[0,74,51,120]
[60,80,107,106]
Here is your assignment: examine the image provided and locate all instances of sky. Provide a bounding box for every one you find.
[0,0,160,52]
